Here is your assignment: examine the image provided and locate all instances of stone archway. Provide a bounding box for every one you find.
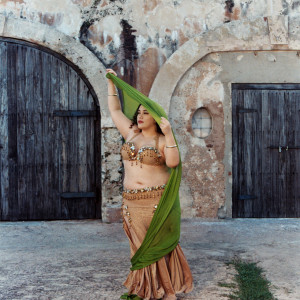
[0,15,111,126]
[149,16,300,218]
[149,16,295,113]
[0,15,115,220]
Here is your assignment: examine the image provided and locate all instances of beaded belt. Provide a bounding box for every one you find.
[123,184,166,194]
[122,184,166,200]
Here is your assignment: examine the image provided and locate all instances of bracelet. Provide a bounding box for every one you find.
[108,93,118,96]
[166,145,178,148]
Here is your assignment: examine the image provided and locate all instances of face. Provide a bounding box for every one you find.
[137,105,156,130]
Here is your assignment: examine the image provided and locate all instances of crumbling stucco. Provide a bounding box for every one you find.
[2,0,299,94]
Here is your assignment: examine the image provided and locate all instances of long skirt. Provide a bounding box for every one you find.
[122,185,193,300]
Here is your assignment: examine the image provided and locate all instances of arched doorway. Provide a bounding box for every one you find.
[0,37,101,220]
[149,17,300,219]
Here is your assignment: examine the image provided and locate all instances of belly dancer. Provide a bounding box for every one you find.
[106,69,193,300]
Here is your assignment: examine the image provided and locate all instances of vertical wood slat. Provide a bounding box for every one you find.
[87,91,97,217]
[42,52,52,219]
[236,90,261,217]
[33,48,44,219]
[280,91,288,217]
[296,92,300,217]
[68,69,78,193]
[274,91,285,217]
[62,68,79,218]
[267,91,277,217]
[286,91,295,217]
[16,44,27,220]
[78,77,87,203]
[247,90,261,217]
[59,62,69,219]
[7,44,18,220]
[79,82,95,218]
[0,42,8,219]
[51,55,61,219]
[288,90,300,217]
[0,39,100,221]
[24,47,35,220]
[261,90,271,217]
[243,90,254,217]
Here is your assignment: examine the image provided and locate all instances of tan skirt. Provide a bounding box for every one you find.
[122,185,193,300]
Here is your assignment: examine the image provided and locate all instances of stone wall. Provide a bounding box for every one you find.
[101,127,123,222]
[1,1,300,221]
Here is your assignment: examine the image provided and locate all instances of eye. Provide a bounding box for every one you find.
[144,111,149,114]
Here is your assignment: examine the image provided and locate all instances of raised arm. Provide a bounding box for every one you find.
[106,69,133,139]
[159,117,180,168]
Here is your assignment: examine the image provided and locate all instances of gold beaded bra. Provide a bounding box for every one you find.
[121,133,165,167]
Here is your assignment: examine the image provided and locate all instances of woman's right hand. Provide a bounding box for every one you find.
[106,68,117,77]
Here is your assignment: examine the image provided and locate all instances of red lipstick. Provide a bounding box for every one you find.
[138,120,143,124]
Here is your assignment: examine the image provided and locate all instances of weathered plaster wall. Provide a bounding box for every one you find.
[1,0,300,94]
[2,1,300,221]
[170,58,226,218]
[170,50,300,218]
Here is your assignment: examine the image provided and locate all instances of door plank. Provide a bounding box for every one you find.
[0,42,9,220]
[16,44,27,220]
[51,55,61,219]
[7,44,18,220]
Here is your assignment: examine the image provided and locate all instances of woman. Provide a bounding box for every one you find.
[106,69,193,300]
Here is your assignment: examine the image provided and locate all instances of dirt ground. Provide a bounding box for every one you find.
[0,218,299,300]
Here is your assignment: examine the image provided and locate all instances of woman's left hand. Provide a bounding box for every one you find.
[160,117,172,136]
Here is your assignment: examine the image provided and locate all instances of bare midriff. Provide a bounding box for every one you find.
[123,160,170,189]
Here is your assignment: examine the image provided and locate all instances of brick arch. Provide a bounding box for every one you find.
[149,17,294,114]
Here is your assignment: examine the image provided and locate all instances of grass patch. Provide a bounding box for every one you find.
[219,259,276,300]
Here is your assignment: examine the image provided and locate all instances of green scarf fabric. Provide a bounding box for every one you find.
[106,73,182,271]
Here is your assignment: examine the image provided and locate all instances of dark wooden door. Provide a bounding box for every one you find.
[0,38,101,220]
[232,84,300,218]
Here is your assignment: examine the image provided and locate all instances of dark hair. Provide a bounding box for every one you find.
[130,104,163,134]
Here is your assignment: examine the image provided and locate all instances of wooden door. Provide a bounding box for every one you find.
[232,84,300,218]
[0,38,101,220]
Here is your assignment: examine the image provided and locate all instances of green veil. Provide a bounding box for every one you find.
[106,73,182,272]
